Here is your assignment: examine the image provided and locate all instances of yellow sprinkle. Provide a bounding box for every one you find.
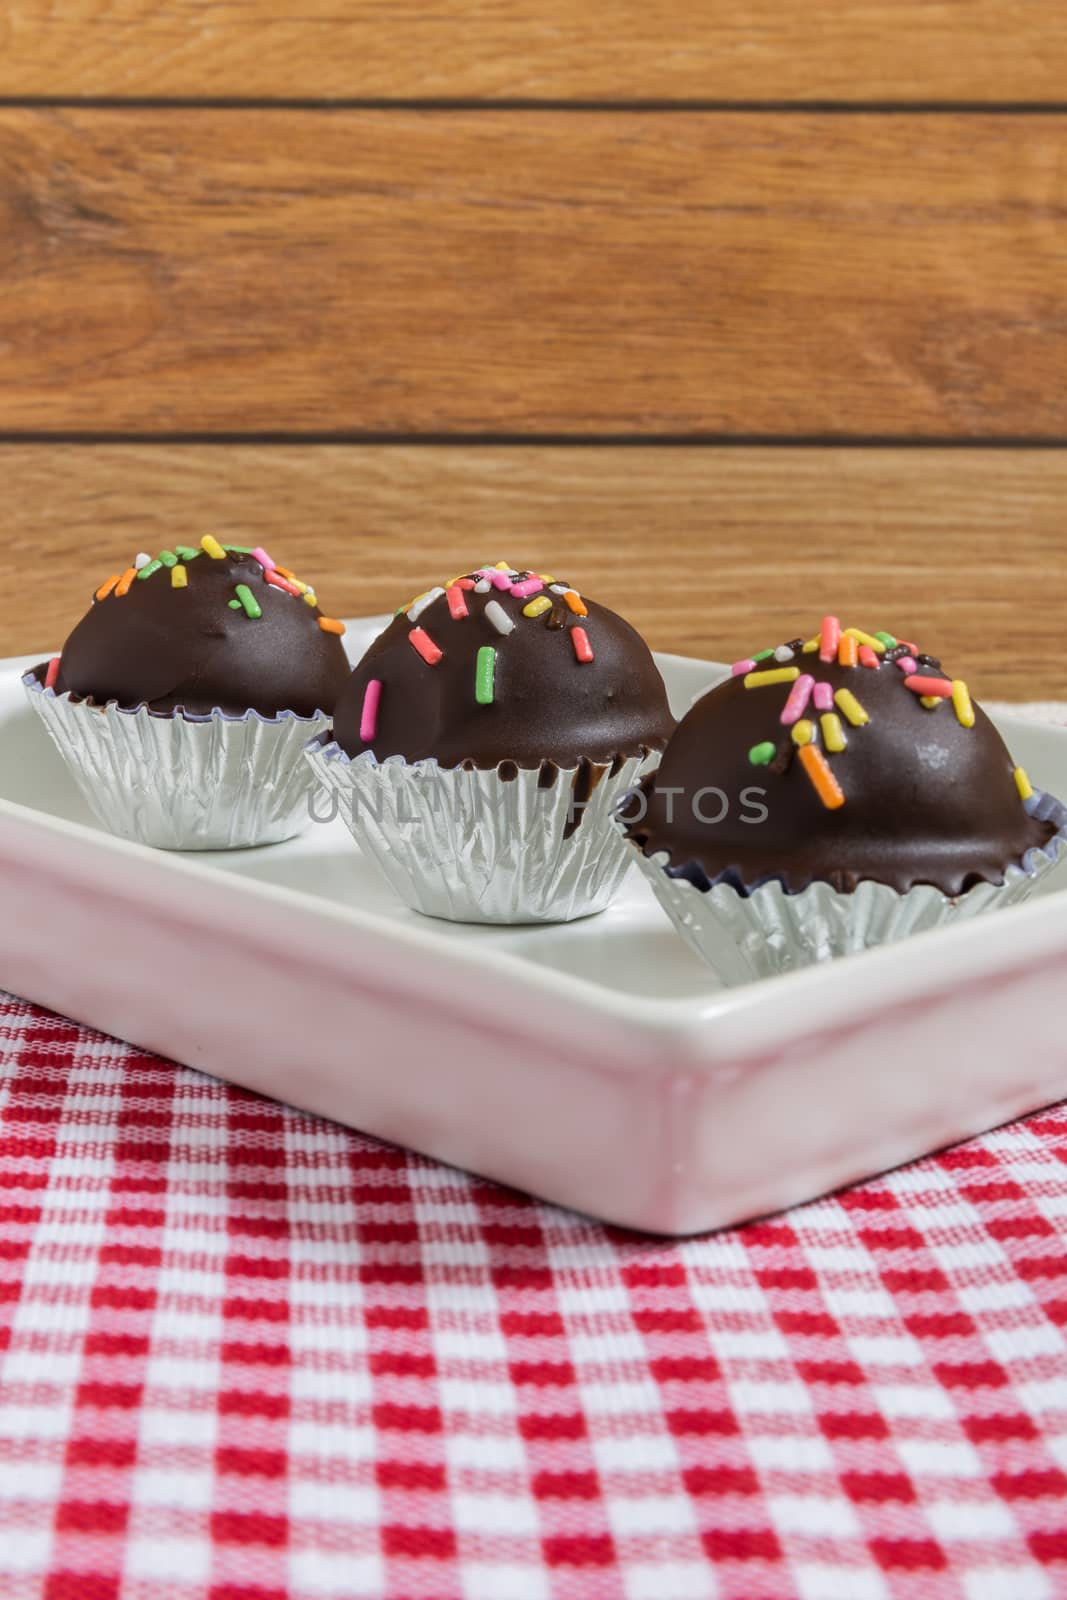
[523,595,552,618]
[834,688,869,727]
[843,628,886,653]
[821,713,847,752]
[303,593,317,606]
[802,638,820,654]
[494,561,511,571]
[171,564,188,589]
[951,679,975,728]
[1015,766,1034,801]
[791,719,815,747]
[539,574,556,583]
[744,667,800,690]
[201,535,226,560]
[920,695,941,710]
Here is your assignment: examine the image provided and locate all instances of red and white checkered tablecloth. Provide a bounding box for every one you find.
[3,990,1067,1600]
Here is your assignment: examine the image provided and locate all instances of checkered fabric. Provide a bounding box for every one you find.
[2,992,1067,1600]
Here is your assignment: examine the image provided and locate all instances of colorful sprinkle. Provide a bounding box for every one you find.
[447,585,470,620]
[408,586,445,623]
[834,689,869,727]
[175,546,200,562]
[837,633,859,668]
[360,679,382,742]
[858,645,881,669]
[904,675,952,699]
[791,719,815,747]
[474,578,491,594]
[821,712,847,753]
[484,600,514,636]
[319,617,346,636]
[523,595,552,619]
[133,552,152,570]
[494,562,512,571]
[95,575,120,601]
[303,593,317,607]
[485,570,513,591]
[744,667,800,690]
[571,627,594,664]
[819,615,841,663]
[408,627,441,664]
[749,741,776,766]
[875,632,897,649]
[234,583,262,619]
[228,599,241,609]
[843,628,886,653]
[475,646,496,705]
[951,679,975,729]
[115,567,138,597]
[563,590,588,617]
[156,550,177,568]
[732,658,757,677]
[813,681,834,713]
[539,574,556,583]
[1015,766,1034,801]
[896,655,919,674]
[920,696,941,710]
[201,535,227,560]
[774,644,795,664]
[271,564,296,579]
[510,577,544,600]
[44,657,60,691]
[251,546,275,572]
[752,648,776,663]
[136,558,164,581]
[171,564,187,589]
[780,674,815,726]
[265,571,302,597]
[802,637,820,654]
[799,745,846,810]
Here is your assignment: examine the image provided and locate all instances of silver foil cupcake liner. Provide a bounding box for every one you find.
[619,788,1067,987]
[23,672,332,850]
[305,735,659,923]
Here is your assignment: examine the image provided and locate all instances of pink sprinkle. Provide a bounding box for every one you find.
[780,673,815,725]
[819,615,841,663]
[510,577,543,600]
[571,626,594,664]
[44,656,60,691]
[479,567,513,590]
[446,585,469,620]
[359,679,382,742]
[409,627,443,666]
[454,578,475,591]
[813,681,834,712]
[265,570,301,597]
[732,658,756,677]
[251,546,275,572]
[896,655,918,673]
[858,646,880,669]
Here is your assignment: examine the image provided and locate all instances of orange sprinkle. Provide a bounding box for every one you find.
[318,617,346,635]
[837,633,858,668]
[95,574,121,601]
[273,565,297,580]
[564,590,588,616]
[114,566,138,597]
[799,744,845,810]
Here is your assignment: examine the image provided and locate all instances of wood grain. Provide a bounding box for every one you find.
[2,110,1067,437]
[3,444,1063,698]
[1,0,1066,103]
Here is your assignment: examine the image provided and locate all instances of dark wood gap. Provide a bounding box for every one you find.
[1,97,1067,113]
[1,434,1067,450]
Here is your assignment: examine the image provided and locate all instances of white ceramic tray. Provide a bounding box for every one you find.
[4,618,1067,1235]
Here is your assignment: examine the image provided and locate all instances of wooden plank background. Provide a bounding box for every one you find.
[1,5,1065,695]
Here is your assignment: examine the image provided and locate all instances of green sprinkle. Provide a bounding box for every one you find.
[752,648,775,662]
[475,645,496,705]
[157,549,178,567]
[749,741,777,766]
[234,583,262,619]
[875,631,897,648]
[228,598,242,609]
[224,544,254,553]
[136,559,164,581]
[175,545,201,561]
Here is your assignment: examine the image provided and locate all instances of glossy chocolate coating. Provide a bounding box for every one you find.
[623,636,1055,895]
[39,549,351,717]
[333,571,675,768]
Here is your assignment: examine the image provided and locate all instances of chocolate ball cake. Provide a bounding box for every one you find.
[624,618,1057,897]
[33,538,350,717]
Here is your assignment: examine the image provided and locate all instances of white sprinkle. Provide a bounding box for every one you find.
[774,644,795,663]
[549,584,570,595]
[484,599,514,635]
[474,578,491,593]
[134,552,152,569]
[406,586,444,623]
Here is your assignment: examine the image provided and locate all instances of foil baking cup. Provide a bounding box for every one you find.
[23,672,332,850]
[305,734,660,923]
[619,789,1067,987]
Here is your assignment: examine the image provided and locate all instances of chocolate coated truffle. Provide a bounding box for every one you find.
[39,538,351,718]
[332,563,675,770]
[623,619,1055,896]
